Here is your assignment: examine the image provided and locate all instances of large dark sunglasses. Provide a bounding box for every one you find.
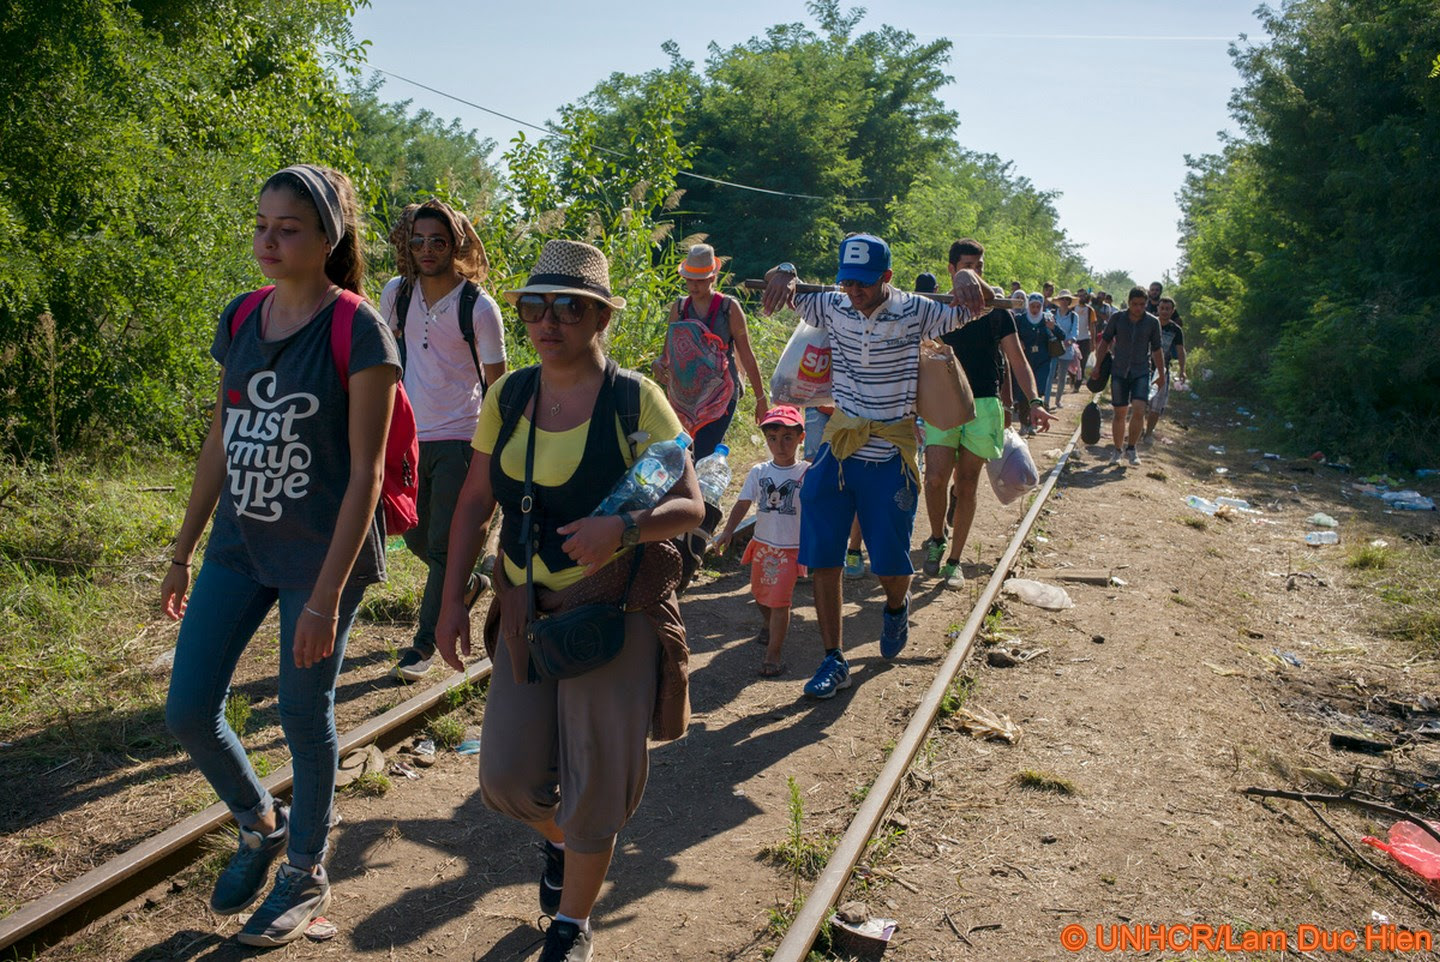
[516,293,596,325]
[408,235,451,252]
[837,278,878,291]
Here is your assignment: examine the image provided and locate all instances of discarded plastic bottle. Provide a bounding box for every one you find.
[591,433,692,517]
[1185,495,1218,516]
[694,444,733,507]
[1304,531,1340,546]
[1307,512,1338,528]
[1215,497,1254,511]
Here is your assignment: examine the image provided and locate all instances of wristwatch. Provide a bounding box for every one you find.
[775,262,797,276]
[619,512,640,548]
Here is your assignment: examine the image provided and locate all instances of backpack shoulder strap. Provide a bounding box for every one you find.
[457,279,486,386]
[611,363,645,462]
[229,286,275,338]
[393,279,413,373]
[494,365,541,456]
[327,290,365,392]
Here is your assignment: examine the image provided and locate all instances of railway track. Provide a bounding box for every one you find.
[2,425,1081,961]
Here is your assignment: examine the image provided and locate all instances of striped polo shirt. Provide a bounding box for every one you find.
[794,289,972,461]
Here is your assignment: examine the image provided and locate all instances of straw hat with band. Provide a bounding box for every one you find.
[678,243,721,280]
[1054,289,1078,303]
[504,239,626,310]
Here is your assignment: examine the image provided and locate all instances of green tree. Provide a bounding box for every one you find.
[0,0,363,458]
[1175,0,1440,464]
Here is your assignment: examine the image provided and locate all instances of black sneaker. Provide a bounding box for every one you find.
[390,647,433,683]
[539,840,565,917]
[463,571,491,610]
[539,919,593,962]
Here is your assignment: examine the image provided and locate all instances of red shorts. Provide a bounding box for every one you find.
[742,540,804,607]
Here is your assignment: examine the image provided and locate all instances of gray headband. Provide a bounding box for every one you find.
[280,164,345,249]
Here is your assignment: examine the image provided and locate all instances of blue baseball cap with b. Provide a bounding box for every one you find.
[835,234,891,284]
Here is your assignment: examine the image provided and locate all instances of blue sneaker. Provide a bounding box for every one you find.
[210,805,288,915]
[803,651,851,699]
[843,549,866,579]
[880,601,909,658]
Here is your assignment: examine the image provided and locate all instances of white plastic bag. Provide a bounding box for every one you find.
[986,428,1039,505]
[770,319,834,407]
[1002,578,1074,610]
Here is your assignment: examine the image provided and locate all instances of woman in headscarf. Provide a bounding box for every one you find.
[1012,293,1065,436]
[435,239,705,962]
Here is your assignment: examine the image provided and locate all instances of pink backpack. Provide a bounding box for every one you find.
[230,286,420,535]
[659,295,735,435]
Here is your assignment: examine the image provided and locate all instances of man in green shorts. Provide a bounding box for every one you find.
[922,239,1054,589]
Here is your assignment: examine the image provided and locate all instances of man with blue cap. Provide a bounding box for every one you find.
[762,235,988,700]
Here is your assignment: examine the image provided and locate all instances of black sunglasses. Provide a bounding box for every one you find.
[516,293,597,325]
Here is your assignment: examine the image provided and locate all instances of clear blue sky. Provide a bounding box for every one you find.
[349,0,1265,285]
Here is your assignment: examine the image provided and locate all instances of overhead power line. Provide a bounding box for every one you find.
[361,63,883,204]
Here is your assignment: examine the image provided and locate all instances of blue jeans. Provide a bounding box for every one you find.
[165,562,364,869]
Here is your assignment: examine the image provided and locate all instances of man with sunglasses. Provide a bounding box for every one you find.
[380,200,507,682]
[762,234,988,700]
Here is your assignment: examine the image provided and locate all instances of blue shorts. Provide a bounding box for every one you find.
[1111,372,1150,407]
[798,445,918,577]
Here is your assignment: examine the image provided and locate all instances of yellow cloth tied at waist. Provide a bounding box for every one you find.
[821,411,920,486]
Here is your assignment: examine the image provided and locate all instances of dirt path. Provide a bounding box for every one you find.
[35,391,1440,961]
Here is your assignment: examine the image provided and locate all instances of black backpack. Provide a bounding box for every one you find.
[393,278,488,389]
[494,366,718,597]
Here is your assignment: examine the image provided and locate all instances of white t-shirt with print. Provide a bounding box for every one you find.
[380,277,506,442]
[738,460,809,549]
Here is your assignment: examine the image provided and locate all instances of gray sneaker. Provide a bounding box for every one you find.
[236,863,331,947]
[1107,446,1123,465]
[1125,446,1141,466]
[210,806,288,915]
[391,646,434,683]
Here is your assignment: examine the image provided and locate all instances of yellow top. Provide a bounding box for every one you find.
[473,370,685,590]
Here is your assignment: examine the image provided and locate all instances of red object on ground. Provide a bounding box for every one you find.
[1361,820,1440,883]
[1309,451,1326,461]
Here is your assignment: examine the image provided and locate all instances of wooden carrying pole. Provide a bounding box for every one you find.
[739,279,1021,310]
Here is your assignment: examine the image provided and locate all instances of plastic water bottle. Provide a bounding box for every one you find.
[694,444,732,507]
[1185,495,1218,516]
[591,433,692,517]
[1304,531,1339,546]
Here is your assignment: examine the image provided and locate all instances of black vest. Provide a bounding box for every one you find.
[490,363,642,575]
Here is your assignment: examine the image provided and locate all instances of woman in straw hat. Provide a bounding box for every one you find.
[1046,290,1082,409]
[435,239,704,962]
[656,242,770,460]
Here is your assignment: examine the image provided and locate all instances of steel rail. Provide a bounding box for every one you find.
[0,657,493,957]
[771,425,1082,962]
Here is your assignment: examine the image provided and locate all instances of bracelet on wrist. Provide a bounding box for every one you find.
[171,559,191,567]
[1028,398,1045,407]
[303,604,340,622]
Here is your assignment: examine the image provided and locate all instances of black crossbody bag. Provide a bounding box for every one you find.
[520,378,641,682]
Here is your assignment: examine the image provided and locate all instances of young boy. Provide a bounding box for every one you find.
[714,406,808,677]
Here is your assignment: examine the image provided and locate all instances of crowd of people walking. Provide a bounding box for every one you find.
[159,164,1184,960]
